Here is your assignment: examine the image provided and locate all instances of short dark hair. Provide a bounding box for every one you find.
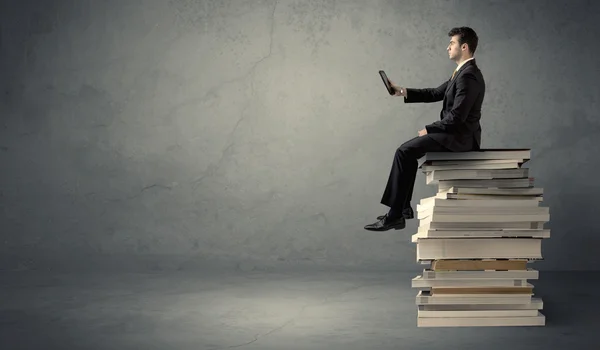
[448,27,478,55]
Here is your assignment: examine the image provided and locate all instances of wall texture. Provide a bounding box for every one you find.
[1,0,599,271]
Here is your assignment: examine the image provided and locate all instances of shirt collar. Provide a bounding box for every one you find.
[455,57,475,72]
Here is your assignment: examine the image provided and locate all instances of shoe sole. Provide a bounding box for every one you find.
[365,221,406,231]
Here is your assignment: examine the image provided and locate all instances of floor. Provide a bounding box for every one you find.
[1,268,598,350]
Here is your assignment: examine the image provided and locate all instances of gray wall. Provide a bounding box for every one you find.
[1,0,599,272]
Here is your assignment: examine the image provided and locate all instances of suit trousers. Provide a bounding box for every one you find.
[380,135,450,213]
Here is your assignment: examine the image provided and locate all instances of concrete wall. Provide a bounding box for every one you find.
[2,0,599,271]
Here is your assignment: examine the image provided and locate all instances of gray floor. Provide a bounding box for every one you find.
[1,269,598,350]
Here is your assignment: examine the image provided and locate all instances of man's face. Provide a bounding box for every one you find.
[447,35,464,61]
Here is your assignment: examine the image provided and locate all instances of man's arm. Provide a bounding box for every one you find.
[425,72,480,133]
[403,81,449,103]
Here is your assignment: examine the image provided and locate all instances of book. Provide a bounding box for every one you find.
[425,168,529,184]
[411,149,550,327]
[416,238,543,260]
[421,149,532,162]
[430,259,529,271]
[417,313,545,327]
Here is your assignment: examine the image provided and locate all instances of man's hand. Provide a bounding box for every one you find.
[388,79,406,97]
[418,128,427,137]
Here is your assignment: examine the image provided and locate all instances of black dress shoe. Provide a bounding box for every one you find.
[377,207,414,221]
[364,214,406,231]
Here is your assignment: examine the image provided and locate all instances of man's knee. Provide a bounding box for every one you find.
[397,137,420,154]
[400,136,419,149]
[396,144,416,160]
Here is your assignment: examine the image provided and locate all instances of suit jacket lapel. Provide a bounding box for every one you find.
[445,59,476,94]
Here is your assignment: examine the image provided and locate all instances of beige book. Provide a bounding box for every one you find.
[431,259,529,271]
[431,284,534,295]
[417,312,545,327]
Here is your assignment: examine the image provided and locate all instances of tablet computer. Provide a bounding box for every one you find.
[379,70,395,95]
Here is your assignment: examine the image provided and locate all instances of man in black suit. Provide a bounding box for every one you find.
[365,27,485,231]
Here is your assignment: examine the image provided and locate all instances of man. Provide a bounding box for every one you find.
[364,26,485,232]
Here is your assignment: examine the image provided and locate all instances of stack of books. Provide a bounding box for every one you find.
[411,149,550,327]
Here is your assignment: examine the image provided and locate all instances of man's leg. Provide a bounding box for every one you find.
[365,135,450,231]
[398,136,449,212]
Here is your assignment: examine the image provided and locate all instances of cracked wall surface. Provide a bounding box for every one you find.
[1,0,600,271]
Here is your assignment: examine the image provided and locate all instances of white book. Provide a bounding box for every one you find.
[442,186,543,196]
[417,206,548,213]
[417,307,540,318]
[422,149,531,162]
[424,159,526,166]
[419,297,543,310]
[412,276,529,288]
[426,168,529,184]
[418,211,550,223]
[417,312,545,327]
[438,178,534,192]
[419,221,546,231]
[437,193,543,201]
[419,197,541,208]
[412,229,551,241]
[421,268,539,280]
[416,290,533,305]
[415,238,543,260]
[417,259,535,266]
[421,161,522,172]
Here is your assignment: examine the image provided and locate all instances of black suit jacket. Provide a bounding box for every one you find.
[404,59,485,152]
